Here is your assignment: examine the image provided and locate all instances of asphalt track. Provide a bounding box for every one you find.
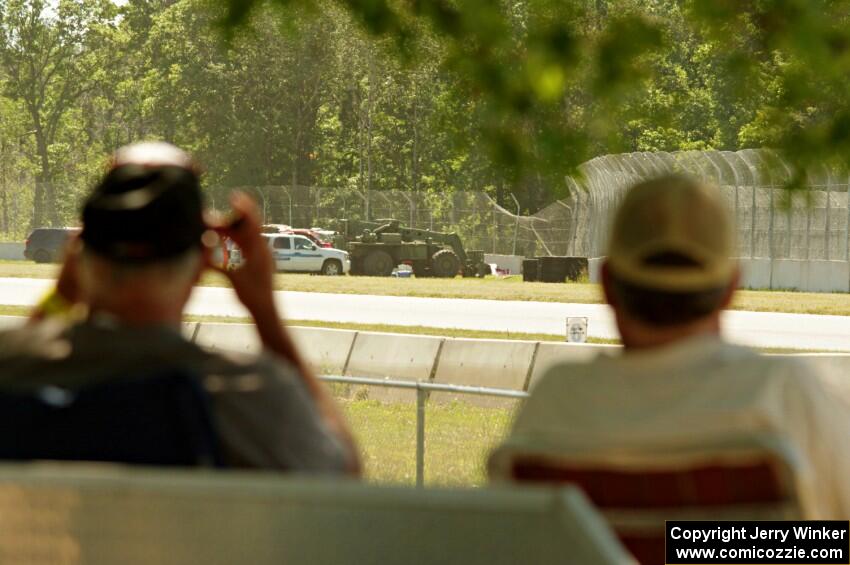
[1,276,849,351]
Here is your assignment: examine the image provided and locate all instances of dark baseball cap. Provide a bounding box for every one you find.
[81,142,206,263]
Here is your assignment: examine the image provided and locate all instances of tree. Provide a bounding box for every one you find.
[0,0,117,227]
[215,0,850,185]
[1,0,844,235]
[0,96,35,236]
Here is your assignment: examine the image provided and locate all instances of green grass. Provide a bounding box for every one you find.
[0,261,60,279]
[3,259,850,316]
[0,305,31,317]
[340,398,515,486]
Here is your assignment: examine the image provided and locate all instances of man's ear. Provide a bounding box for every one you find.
[600,260,617,308]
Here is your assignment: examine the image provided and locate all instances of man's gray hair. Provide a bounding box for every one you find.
[79,246,202,296]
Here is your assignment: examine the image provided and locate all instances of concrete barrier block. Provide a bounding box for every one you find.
[588,257,604,284]
[0,315,25,330]
[344,331,443,402]
[771,260,803,290]
[196,323,358,376]
[288,326,358,375]
[194,323,259,355]
[484,254,524,275]
[528,342,619,390]
[802,260,850,293]
[803,261,830,293]
[830,261,850,293]
[0,242,24,260]
[432,338,537,407]
[182,322,199,341]
[738,258,771,289]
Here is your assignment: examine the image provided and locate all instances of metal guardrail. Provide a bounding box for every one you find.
[319,375,528,487]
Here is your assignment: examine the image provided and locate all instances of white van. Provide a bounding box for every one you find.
[263,234,350,275]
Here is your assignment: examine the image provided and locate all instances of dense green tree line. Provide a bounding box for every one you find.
[0,0,842,233]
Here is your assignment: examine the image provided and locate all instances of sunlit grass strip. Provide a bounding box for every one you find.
[339,398,516,487]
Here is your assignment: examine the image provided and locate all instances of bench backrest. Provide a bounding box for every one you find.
[0,463,632,565]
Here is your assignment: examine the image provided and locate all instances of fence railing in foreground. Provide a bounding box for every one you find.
[319,375,529,487]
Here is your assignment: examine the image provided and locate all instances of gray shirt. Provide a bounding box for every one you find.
[0,317,349,474]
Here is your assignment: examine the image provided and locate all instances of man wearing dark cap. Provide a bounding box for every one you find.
[490,175,850,518]
[0,141,360,473]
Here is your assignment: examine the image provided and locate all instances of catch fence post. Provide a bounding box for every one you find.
[846,177,850,262]
[416,385,426,488]
[492,205,497,254]
[511,193,520,256]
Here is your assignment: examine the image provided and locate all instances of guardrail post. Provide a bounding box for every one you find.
[416,384,426,488]
[316,375,529,488]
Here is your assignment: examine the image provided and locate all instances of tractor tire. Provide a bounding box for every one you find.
[431,249,460,278]
[321,259,343,276]
[33,249,51,264]
[362,250,395,277]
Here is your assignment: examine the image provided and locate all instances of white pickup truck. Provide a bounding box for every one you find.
[263,233,350,275]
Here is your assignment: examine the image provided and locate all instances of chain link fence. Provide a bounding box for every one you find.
[558,149,850,261]
[208,149,849,261]
[205,184,537,256]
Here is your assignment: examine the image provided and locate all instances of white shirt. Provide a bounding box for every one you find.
[491,334,850,518]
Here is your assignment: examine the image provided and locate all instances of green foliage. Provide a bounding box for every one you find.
[686,0,850,186]
[0,0,849,233]
[217,0,850,187]
[0,0,118,227]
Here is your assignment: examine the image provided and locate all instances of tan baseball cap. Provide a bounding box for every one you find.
[606,175,737,292]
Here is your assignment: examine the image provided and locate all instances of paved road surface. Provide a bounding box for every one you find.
[1,276,848,351]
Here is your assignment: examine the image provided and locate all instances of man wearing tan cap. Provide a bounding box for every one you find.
[490,175,850,518]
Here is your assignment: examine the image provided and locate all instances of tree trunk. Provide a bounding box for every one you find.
[45,180,59,226]
[291,131,299,227]
[32,178,44,228]
[0,142,7,234]
[412,93,419,193]
[292,102,301,189]
[366,55,374,195]
[32,131,54,227]
[1,187,8,235]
